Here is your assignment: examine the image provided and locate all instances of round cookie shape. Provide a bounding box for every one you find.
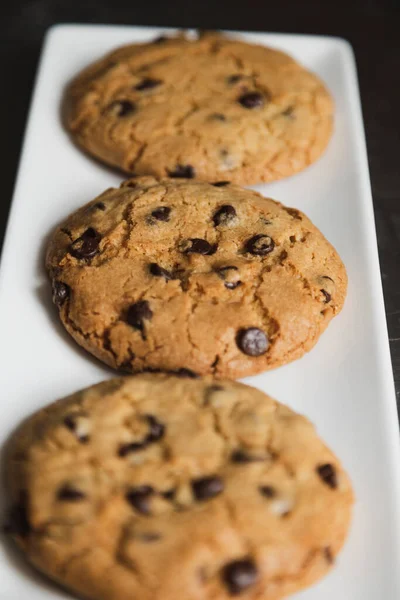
[46,177,347,378]
[65,32,334,185]
[5,374,353,600]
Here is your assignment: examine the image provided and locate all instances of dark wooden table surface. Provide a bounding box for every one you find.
[1,1,399,407]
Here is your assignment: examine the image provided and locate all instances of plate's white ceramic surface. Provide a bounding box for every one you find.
[0,24,399,600]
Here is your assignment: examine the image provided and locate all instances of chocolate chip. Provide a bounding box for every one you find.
[146,415,165,442]
[321,289,331,303]
[135,77,162,91]
[94,202,106,210]
[126,300,153,331]
[162,489,176,501]
[279,250,288,262]
[209,113,226,121]
[231,450,265,463]
[282,106,295,118]
[63,415,89,443]
[192,476,224,501]
[107,100,136,117]
[317,464,337,489]
[215,266,241,290]
[213,205,237,227]
[237,328,268,356]
[118,440,147,456]
[324,546,334,564]
[213,181,230,187]
[167,164,195,178]
[3,492,30,538]
[69,228,101,260]
[150,206,171,222]
[227,74,243,84]
[259,485,276,498]
[238,92,264,109]
[153,35,167,44]
[222,558,258,595]
[52,280,70,307]
[57,485,86,501]
[126,486,154,515]
[284,207,302,220]
[183,238,217,255]
[175,367,199,378]
[149,263,174,280]
[245,234,275,256]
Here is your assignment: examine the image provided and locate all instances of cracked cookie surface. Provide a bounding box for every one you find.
[65,32,334,185]
[5,374,353,600]
[46,176,347,378]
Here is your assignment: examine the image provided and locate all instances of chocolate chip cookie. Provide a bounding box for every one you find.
[46,176,347,378]
[5,374,353,600]
[65,32,333,184]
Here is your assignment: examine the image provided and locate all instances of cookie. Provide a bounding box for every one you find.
[65,32,333,185]
[5,374,353,600]
[46,176,347,378]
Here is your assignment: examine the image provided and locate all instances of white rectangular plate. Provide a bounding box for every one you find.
[0,24,399,600]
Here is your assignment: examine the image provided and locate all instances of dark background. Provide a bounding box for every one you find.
[2,1,400,405]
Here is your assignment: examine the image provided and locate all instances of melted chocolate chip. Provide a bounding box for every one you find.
[213,205,237,226]
[245,234,275,256]
[63,415,89,443]
[94,201,106,211]
[222,558,258,595]
[149,263,174,280]
[321,289,331,303]
[237,328,268,357]
[183,239,217,255]
[227,74,243,84]
[52,281,70,307]
[69,228,101,260]
[215,266,241,290]
[279,250,288,263]
[317,464,338,489]
[107,100,136,117]
[126,300,153,331]
[126,486,154,515]
[167,164,195,178]
[213,181,230,187]
[151,206,171,222]
[135,77,162,91]
[259,485,276,498]
[231,450,265,463]
[238,92,264,109]
[192,476,224,501]
[146,415,165,442]
[118,440,147,456]
[57,485,86,502]
[162,489,176,501]
[3,493,30,538]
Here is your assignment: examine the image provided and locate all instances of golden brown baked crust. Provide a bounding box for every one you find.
[45,176,347,378]
[5,374,353,600]
[65,32,334,184]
